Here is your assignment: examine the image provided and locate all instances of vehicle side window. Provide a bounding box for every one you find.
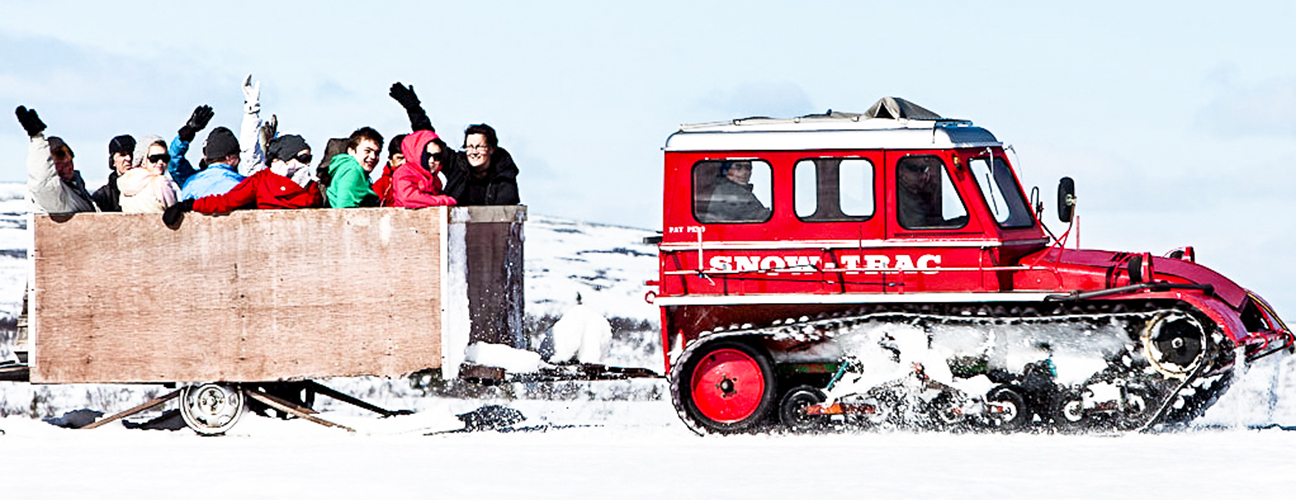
[969,156,1035,228]
[794,158,874,221]
[895,155,967,230]
[692,160,773,223]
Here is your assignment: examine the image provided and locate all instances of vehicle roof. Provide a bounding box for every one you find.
[664,98,1002,152]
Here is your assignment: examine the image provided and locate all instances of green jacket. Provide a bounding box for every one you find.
[326,154,378,208]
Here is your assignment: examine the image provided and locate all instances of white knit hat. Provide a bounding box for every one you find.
[132,134,165,167]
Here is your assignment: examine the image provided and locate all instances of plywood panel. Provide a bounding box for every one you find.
[31,208,447,383]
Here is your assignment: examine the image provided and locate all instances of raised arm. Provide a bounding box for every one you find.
[239,74,268,176]
[389,82,434,132]
[169,105,214,187]
[16,106,55,189]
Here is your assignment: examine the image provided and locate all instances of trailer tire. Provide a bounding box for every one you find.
[179,383,245,435]
[672,339,776,434]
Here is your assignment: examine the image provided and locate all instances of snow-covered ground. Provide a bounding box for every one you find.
[4,396,1296,499]
[4,182,1296,499]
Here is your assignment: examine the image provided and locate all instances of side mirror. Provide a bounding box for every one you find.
[1057,177,1076,223]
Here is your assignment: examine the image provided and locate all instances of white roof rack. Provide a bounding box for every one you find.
[665,97,1001,152]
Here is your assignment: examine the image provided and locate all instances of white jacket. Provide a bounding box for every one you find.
[118,167,178,213]
[27,135,96,214]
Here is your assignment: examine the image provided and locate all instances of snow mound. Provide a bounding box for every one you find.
[465,342,544,373]
[549,303,613,364]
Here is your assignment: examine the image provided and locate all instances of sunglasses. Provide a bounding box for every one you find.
[147,153,171,164]
[295,154,313,164]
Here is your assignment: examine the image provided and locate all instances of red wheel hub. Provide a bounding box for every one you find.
[690,348,767,423]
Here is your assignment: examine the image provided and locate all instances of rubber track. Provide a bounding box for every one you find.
[670,303,1237,435]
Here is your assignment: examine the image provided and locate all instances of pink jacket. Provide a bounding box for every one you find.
[394,130,456,208]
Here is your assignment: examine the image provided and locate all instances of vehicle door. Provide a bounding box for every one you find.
[789,153,886,295]
[882,150,996,294]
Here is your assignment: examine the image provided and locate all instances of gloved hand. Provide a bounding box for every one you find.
[390,82,433,131]
[389,82,420,110]
[242,74,261,114]
[163,199,195,228]
[178,105,215,142]
[15,106,46,137]
[258,114,278,152]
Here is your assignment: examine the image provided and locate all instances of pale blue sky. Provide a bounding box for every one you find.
[5,1,1296,307]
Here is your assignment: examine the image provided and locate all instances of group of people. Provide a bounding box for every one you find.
[17,76,520,225]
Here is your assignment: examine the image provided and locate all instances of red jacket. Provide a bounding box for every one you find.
[193,169,322,214]
[373,162,396,207]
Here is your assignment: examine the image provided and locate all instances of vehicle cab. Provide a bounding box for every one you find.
[653,98,1050,348]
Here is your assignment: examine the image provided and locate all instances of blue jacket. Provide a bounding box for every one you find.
[180,162,244,201]
[167,135,198,188]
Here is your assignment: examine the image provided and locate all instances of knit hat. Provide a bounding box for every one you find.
[202,127,240,162]
[48,136,73,158]
[267,134,310,162]
[132,134,165,167]
[108,135,136,157]
[389,134,407,156]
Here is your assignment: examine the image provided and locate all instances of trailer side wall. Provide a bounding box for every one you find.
[29,208,474,383]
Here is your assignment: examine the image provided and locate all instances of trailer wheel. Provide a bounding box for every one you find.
[179,383,245,435]
[778,386,828,431]
[673,340,776,434]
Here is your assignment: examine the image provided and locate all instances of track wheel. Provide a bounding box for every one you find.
[930,392,967,428]
[778,386,828,431]
[1053,390,1089,429]
[179,383,245,435]
[673,340,776,434]
[1116,388,1153,430]
[1142,313,1207,378]
[985,386,1029,431]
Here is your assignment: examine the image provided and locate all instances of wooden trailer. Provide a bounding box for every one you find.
[25,206,525,433]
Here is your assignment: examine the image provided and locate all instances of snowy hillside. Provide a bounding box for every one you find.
[525,215,658,322]
[0,183,27,321]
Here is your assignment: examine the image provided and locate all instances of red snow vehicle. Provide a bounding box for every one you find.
[650,97,1294,434]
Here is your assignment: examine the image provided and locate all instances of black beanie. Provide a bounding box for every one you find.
[389,134,407,156]
[268,134,310,162]
[108,135,136,156]
[203,127,240,161]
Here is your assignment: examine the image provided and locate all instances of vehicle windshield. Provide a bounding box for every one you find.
[968,156,1034,229]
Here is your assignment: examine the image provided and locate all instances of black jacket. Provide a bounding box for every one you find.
[442,147,520,206]
[91,171,121,212]
[401,101,521,206]
[703,177,769,222]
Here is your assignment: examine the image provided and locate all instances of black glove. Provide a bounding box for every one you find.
[389,82,420,110]
[15,106,46,137]
[178,105,215,142]
[390,82,433,132]
[163,199,195,228]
